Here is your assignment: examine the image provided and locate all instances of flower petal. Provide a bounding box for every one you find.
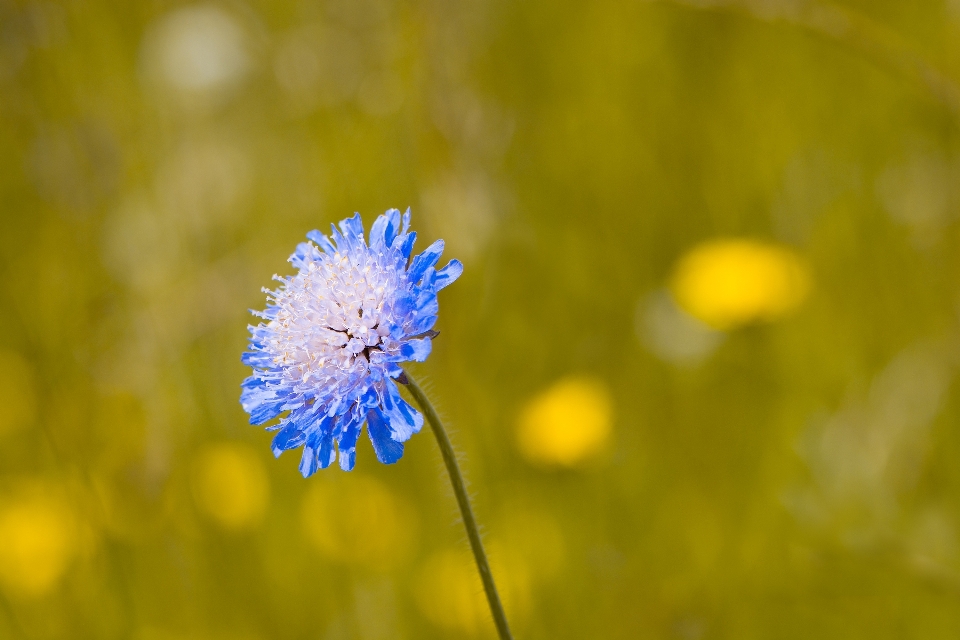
[299,431,321,477]
[408,313,437,335]
[339,213,366,251]
[395,230,417,258]
[435,259,463,290]
[382,379,423,441]
[317,429,336,470]
[241,347,273,369]
[408,239,444,283]
[306,229,337,255]
[369,208,401,250]
[336,415,362,471]
[247,397,286,426]
[338,448,356,471]
[290,241,321,270]
[401,338,432,361]
[367,409,404,464]
[271,421,306,457]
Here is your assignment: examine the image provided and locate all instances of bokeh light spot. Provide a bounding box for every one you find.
[140,4,248,108]
[300,474,416,569]
[516,376,613,467]
[670,239,811,330]
[0,491,76,597]
[191,443,269,531]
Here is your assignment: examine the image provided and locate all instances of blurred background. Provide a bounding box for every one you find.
[3,0,960,638]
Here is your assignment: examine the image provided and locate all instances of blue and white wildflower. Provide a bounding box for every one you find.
[241,209,462,476]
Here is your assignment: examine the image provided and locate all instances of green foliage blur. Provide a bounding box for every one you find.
[3,0,960,638]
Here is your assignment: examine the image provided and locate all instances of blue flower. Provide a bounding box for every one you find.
[241,209,462,476]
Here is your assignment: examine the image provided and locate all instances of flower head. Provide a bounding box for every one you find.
[241,209,462,476]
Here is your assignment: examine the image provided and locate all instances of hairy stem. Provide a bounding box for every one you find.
[403,372,515,640]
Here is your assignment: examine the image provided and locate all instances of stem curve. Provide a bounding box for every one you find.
[402,371,515,640]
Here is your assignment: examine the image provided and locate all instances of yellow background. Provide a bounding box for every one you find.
[2,0,960,638]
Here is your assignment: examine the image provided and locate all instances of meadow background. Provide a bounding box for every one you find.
[3,0,960,638]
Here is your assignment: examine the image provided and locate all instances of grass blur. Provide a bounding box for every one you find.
[2,0,960,638]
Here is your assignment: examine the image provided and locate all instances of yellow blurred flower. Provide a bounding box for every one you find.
[670,239,811,330]
[413,546,529,636]
[300,474,416,570]
[0,351,37,436]
[0,491,76,597]
[191,443,269,531]
[516,376,613,467]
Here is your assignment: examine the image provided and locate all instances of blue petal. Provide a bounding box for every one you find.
[367,409,404,464]
[407,239,444,284]
[420,266,437,289]
[400,338,432,362]
[369,209,401,250]
[271,421,307,457]
[401,207,411,234]
[299,455,318,478]
[396,231,416,258]
[336,416,362,471]
[379,338,433,363]
[241,375,265,391]
[306,230,337,255]
[384,363,404,378]
[240,379,280,407]
[389,294,417,322]
[435,259,463,290]
[299,432,320,478]
[358,384,379,408]
[290,242,320,269]
[317,429,336,469]
[409,313,437,335]
[329,222,347,253]
[241,349,273,368]
[415,292,439,317]
[382,379,423,441]
[339,214,366,251]
[248,398,286,425]
[338,448,356,471]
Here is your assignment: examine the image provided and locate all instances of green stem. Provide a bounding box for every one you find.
[403,372,515,640]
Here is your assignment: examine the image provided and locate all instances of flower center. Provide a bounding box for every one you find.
[269,251,403,377]
[327,317,383,364]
